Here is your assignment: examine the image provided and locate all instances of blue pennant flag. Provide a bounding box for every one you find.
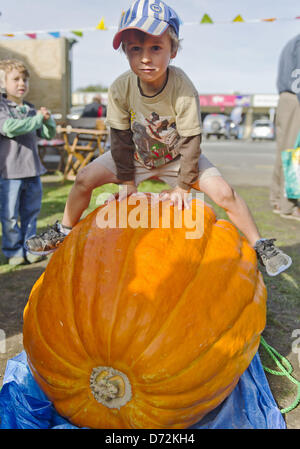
[48,32,60,38]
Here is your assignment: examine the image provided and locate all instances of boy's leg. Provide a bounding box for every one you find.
[20,176,43,243]
[62,157,120,228]
[192,159,292,276]
[0,177,25,262]
[20,176,45,263]
[25,153,120,255]
[193,175,261,246]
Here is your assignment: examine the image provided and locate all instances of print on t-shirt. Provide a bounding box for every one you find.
[131,111,181,168]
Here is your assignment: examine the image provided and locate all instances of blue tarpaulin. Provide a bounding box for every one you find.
[0,350,286,429]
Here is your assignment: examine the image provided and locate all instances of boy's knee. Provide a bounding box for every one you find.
[74,167,94,192]
[214,184,236,209]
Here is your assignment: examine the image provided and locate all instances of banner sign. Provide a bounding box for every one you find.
[199,95,251,107]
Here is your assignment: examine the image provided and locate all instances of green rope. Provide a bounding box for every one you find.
[260,336,300,414]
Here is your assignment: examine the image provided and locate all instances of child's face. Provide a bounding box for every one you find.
[123,29,177,93]
[5,68,29,103]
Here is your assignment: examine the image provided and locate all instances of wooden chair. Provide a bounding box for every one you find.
[57,125,109,181]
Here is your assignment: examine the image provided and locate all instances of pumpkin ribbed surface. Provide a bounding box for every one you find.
[23,196,267,429]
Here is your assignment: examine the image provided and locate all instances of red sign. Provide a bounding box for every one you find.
[199,95,251,107]
[199,95,237,107]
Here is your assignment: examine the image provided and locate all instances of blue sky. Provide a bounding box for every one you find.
[1,0,300,94]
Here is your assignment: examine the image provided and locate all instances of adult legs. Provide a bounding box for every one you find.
[270,92,300,214]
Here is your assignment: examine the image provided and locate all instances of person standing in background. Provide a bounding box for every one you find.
[81,95,107,118]
[270,34,300,221]
[0,59,56,266]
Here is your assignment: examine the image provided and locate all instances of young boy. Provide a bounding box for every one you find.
[26,0,291,277]
[0,59,56,265]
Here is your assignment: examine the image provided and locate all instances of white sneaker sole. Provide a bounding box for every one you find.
[24,241,59,256]
[280,213,300,222]
[266,255,293,277]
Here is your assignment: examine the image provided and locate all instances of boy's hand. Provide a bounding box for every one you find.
[105,181,137,203]
[38,107,51,121]
[159,186,191,210]
[118,183,138,201]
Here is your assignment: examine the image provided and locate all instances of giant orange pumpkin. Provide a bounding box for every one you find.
[23,195,267,429]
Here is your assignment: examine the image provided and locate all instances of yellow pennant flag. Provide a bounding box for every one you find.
[96,17,107,30]
[233,14,244,22]
[3,33,14,37]
[200,13,213,24]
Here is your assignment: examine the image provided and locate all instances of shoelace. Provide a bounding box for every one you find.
[258,238,279,259]
[39,221,63,240]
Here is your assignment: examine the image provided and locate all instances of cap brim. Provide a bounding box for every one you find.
[113,21,169,50]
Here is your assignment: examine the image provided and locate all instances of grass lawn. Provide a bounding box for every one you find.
[1,173,299,310]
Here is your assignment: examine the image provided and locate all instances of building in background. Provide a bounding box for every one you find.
[0,37,75,121]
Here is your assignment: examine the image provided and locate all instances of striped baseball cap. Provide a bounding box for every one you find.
[113,0,181,49]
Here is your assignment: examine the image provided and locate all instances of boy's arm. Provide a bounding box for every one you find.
[176,134,202,190]
[159,134,201,210]
[40,116,57,140]
[1,113,44,138]
[110,127,136,183]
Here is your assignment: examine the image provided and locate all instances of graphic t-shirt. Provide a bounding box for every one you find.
[106,66,202,170]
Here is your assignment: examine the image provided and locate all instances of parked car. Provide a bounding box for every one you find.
[202,114,237,139]
[251,120,275,141]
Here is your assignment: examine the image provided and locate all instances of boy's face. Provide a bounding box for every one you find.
[5,68,29,103]
[123,28,177,94]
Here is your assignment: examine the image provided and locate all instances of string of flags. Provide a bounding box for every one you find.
[1,14,300,39]
[199,13,300,24]
[0,18,108,39]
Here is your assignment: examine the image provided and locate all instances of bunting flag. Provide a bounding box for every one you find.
[25,33,37,39]
[96,17,107,30]
[199,13,300,25]
[48,31,60,38]
[71,30,83,37]
[1,14,300,39]
[232,15,244,22]
[200,14,213,24]
[0,17,108,40]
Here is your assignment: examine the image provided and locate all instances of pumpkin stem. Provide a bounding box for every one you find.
[90,366,132,409]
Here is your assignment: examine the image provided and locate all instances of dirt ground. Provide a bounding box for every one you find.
[0,255,299,429]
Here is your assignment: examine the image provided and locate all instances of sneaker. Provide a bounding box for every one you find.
[8,256,25,266]
[280,207,300,222]
[272,206,281,215]
[25,221,68,255]
[254,238,292,277]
